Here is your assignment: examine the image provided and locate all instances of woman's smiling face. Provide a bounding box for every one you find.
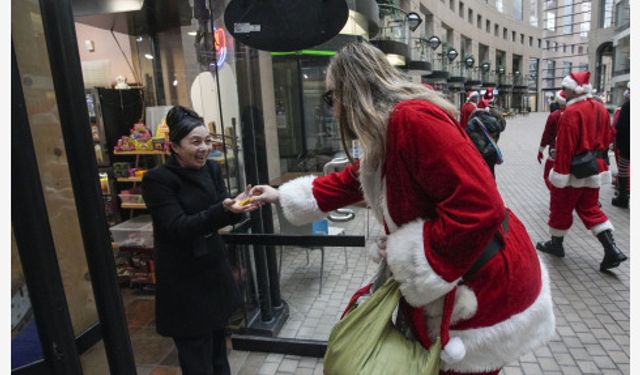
[171,126,213,169]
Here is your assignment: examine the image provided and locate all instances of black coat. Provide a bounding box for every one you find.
[142,158,243,338]
[616,101,630,159]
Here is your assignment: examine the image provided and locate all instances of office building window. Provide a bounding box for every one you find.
[530,0,539,26]
[477,14,482,28]
[486,19,491,32]
[513,0,523,20]
[546,40,550,49]
[545,11,556,31]
[562,61,572,76]
[529,36,533,46]
[563,1,573,34]
[521,34,525,44]
[512,31,516,42]
[468,9,474,23]
[538,39,542,48]
[459,2,465,17]
[580,22,590,37]
[563,44,567,53]
[503,27,508,40]
[578,46,583,54]
[495,24,500,36]
[450,0,455,12]
[600,0,613,27]
[496,0,504,13]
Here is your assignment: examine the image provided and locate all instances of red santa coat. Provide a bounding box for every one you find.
[278,100,555,373]
[477,99,490,109]
[549,95,612,189]
[459,101,476,128]
[539,109,564,190]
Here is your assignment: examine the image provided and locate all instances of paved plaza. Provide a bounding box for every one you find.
[123,112,630,375]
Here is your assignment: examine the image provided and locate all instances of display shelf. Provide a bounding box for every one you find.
[113,150,169,156]
[117,177,143,182]
[121,202,147,209]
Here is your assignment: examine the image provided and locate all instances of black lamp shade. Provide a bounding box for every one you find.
[407,12,423,32]
[447,48,458,61]
[427,36,441,50]
[464,55,475,68]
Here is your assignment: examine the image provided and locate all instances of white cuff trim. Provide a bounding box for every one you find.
[538,146,546,153]
[591,220,614,236]
[278,176,326,225]
[386,219,457,307]
[549,227,568,237]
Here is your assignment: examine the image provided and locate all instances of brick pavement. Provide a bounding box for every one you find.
[134,112,630,375]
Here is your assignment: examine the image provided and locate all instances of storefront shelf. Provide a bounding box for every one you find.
[116,177,143,182]
[121,203,147,209]
[113,150,169,156]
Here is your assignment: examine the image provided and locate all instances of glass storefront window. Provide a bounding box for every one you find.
[613,36,630,76]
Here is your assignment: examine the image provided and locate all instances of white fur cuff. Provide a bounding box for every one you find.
[386,219,458,307]
[590,220,614,236]
[278,176,326,225]
[538,146,546,153]
[549,169,570,188]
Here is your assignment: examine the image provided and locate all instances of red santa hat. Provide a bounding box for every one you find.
[561,71,592,95]
[484,87,494,100]
[467,91,480,100]
[555,90,567,105]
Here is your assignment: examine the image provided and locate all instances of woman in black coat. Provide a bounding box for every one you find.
[142,106,258,375]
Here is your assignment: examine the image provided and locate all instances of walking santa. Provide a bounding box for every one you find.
[537,90,566,190]
[536,71,627,271]
[460,91,479,128]
[477,87,494,109]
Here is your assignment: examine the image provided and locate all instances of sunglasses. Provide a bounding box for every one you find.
[322,90,334,108]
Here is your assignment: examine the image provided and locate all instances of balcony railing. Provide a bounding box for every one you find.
[497,74,513,86]
[465,67,482,82]
[447,62,465,77]
[481,71,496,85]
[375,4,409,44]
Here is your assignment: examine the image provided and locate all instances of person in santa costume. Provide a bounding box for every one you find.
[536,71,627,271]
[477,87,494,109]
[460,91,480,128]
[251,42,554,375]
[538,90,567,190]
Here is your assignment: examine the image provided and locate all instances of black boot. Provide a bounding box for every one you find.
[596,229,628,271]
[611,176,629,208]
[536,236,565,257]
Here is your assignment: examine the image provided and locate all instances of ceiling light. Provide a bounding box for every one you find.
[144,53,154,60]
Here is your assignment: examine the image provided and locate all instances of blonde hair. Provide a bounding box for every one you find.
[326,42,457,170]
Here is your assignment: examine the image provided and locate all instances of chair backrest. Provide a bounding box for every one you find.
[323,156,350,175]
[275,204,314,235]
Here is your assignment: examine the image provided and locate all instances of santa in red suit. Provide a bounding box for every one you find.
[538,90,566,190]
[536,71,627,271]
[252,42,554,375]
[477,87,494,109]
[460,91,479,128]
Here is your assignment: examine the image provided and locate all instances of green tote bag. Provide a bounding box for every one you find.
[324,278,441,375]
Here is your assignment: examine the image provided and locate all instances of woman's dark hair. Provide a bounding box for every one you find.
[166,105,205,146]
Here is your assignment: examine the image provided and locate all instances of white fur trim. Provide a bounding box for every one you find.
[441,256,556,373]
[386,219,458,307]
[554,91,566,105]
[590,220,614,236]
[561,75,577,91]
[538,146,546,153]
[442,337,466,364]
[566,94,590,107]
[278,176,326,224]
[549,227,568,237]
[549,168,610,189]
[548,169,570,188]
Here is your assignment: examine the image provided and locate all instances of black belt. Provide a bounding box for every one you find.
[595,149,608,159]
[460,212,509,283]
